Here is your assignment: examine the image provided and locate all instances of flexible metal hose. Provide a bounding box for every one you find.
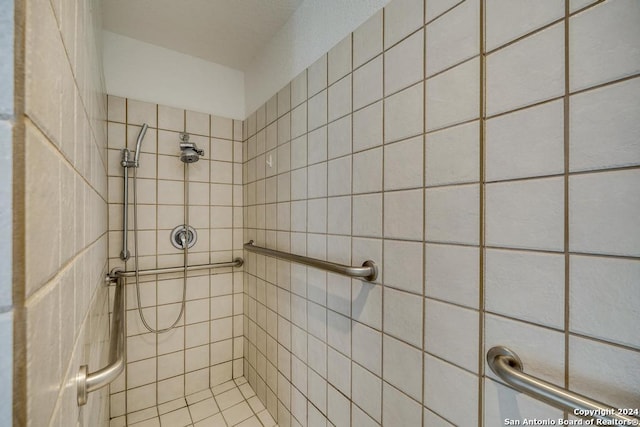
[132,163,188,334]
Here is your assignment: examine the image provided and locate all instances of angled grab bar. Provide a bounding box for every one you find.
[77,276,126,406]
[487,346,640,424]
[244,240,378,281]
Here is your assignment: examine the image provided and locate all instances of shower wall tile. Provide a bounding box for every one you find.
[425,0,479,77]
[426,57,479,131]
[569,336,640,409]
[327,115,351,159]
[425,184,479,245]
[486,23,564,116]
[382,335,422,400]
[569,169,640,257]
[353,101,383,151]
[327,76,351,122]
[570,255,640,349]
[242,0,640,425]
[382,383,422,426]
[353,56,383,110]
[158,105,185,131]
[383,82,423,143]
[384,29,424,95]
[485,249,565,328]
[108,96,126,123]
[485,0,564,52]
[383,189,423,240]
[486,100,564,181]
[424,299,478,372]
[569,78,640,172]
[383,136,423,190]
[128,99,157,128]
[291,71,307,109]
[486,177,564,251]
[425,243,479,309]
[353,10,383,68]
[384,0,424,48]
[424,354,478,426]
[425,121,479,186]
[569,0,640,91]
[383,288,423,347]
[328,35,352,85]
[308,55,328,98]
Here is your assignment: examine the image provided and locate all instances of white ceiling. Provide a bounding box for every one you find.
[102,0,304,70]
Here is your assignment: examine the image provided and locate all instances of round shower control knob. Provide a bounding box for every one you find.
[170,225,198,250]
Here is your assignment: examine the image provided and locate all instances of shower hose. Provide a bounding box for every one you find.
[132,164,189,333]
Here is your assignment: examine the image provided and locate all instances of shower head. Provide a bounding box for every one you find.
[179,133,204,163]
[180,147,202,163]
[133,123,148,167]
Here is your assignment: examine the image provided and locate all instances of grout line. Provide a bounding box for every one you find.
[421,3,428,423]
[350,27,356,427]
[563,0,571,421]
[485,16,565,56]
[477,0,487,424]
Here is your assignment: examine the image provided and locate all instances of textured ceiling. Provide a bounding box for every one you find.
[103,0,304,70]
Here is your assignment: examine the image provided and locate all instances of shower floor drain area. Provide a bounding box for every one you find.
[110,377,277,427]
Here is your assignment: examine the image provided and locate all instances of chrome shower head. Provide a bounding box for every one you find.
[180,147,202,163]
[179,133,204,163]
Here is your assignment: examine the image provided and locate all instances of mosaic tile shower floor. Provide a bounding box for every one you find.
[110,377,278,427]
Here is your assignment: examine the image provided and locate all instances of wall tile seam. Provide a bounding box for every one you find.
[46,2,108,146]
[24,116,109,201]
[242,165,640,192]
[105,121,241,143]
[425,53,481,83]
[486,73,640,123]
[568,0,606,17]
[24,233,108,300]
[246,131,422,166]
[426,0,466,25]
[484,16,566,57]
[565,331,640,355]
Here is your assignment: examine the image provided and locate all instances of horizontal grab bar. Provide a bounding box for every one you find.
[487,346,640,424]
[108,258,244,280]
[244,240,378,281]
[77,276,126,406]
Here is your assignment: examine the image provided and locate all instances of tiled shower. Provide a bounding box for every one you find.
[105,97,245,418]
[4,0,639,426]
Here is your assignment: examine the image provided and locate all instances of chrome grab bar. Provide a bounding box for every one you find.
[243,240,378,281]
[77,276,126,406]
[487,346,640,424]
[107,258,244,280]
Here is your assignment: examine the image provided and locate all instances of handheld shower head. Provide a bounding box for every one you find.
[133,123,148,167]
